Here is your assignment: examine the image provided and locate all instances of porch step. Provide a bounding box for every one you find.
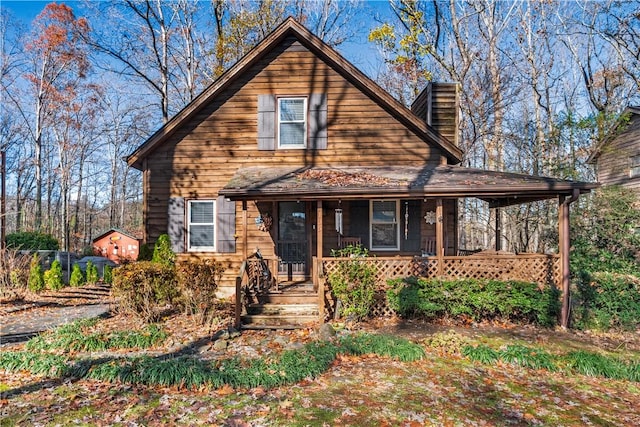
[247,303,318,316]
[241,281,320,329]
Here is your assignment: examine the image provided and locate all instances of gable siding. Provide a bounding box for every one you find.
[143,37,451,292]
[596,114,640,196]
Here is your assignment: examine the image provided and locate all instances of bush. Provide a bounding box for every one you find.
[69,264,85,287]
[571,186,640,275]
[5,231,59,250]
[44,260,64,291]
[0,248,30,301]
[137,243,153,261]
[103,264,113,284]
[85,261,99,284]
[573,271,640,331]
[112,261,179,323]
[328,245,377,320]
[152,234,175,266]
[176,259,225,325]
[386,277,560,326]
[28,253,45,292]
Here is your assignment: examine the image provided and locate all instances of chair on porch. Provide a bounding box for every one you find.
[421,238,436,257]
[339,236,362,249]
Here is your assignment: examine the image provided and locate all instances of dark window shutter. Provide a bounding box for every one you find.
[168,197,185,253]
[217,196,236,253]
[309,93,327,149]
[257,95,276,150]
[349,200,369,248]
[401,200,421,252]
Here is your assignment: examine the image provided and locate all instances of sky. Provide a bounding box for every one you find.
[1,0,389,78]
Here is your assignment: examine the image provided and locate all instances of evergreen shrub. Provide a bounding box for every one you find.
[28,253,45,292]
[386,277,560,326]
[152,234,175,266]
[69,264,85,287]
[44,260,64,290]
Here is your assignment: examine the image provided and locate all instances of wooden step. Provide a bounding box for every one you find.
[247,303,318,316]
[240,313,319,329]
[258,293,317,304]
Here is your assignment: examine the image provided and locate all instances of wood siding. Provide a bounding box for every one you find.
[143,37,453,292]
[596,113,640,195]
[411,83,459,147]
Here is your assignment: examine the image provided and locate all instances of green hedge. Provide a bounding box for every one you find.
[573,271,640,331]
[386,277,560,326]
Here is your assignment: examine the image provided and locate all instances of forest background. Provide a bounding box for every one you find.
[1,0,638,254]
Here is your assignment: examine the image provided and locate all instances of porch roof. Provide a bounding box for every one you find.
[219,165,597,207]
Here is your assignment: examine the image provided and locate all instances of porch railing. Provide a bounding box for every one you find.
[320,254,561,292]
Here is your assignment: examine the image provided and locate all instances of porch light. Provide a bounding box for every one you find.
[424,211,437,224]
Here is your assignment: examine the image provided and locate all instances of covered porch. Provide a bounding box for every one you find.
[221,165,596,328]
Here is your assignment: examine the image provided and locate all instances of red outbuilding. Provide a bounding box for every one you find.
[92,228,141,264]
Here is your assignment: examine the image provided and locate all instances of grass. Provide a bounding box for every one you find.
[1,331,426,390]
[25,318,167,352]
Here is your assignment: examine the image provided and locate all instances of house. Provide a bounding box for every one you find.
[588,106,640,196]
[92,228,141,264]
[126,18,596,328]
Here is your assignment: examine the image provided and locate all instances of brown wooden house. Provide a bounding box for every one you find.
[588,106,640,196]
[127,18,596,328]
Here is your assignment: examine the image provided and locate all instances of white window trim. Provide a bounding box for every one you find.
[277,96,307,149]
[187,200,216,252]
[630,154,640,178]
[369,200,400,251]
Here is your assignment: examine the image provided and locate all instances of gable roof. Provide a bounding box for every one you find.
[126,17,463,170]
[92,228,141,243]
[587,106,640,164]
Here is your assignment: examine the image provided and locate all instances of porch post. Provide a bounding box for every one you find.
[495,208,502,251]
[316,200,323,264]
[436,199,444,275]
[559,195,570,328]
[242,200,248,259]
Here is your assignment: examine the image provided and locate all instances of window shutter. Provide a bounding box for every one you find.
[257,95,276,150]
[217,196,236,253]
[168,197,185,253]
[401,200,421,252]
[309,93,327,149]
[349,200,369,248]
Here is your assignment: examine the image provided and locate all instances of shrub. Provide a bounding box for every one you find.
[103,264,113,284]
[28,253,45,292]
[176,259,225,325]
[112,261,178,323]
[44,260,64,291]
[137,243,153,261]
[85,261,99,284]
[0,248,30,301]
[573,271,640,331]
[5,231,59,250]
[386,277,560,326]
[328,245,377,320]
[69,264,85,287]
[152,234,175,266]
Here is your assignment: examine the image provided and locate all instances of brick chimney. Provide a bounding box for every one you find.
[411,82,459,146]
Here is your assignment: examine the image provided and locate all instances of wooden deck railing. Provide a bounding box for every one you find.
[321,254,561,292]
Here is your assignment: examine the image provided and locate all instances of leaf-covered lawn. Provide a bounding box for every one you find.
[2,336,639,426]
[1,290,639,426]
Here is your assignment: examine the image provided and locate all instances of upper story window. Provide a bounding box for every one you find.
[630,155,640,178]
[187,200,216,251]
[278,97,307,148]
[370,200,400,250]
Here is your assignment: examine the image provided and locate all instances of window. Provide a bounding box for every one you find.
[188,200,216,251]
[278,97,307,148]
[631,155,640,178]
[370,200,400,250]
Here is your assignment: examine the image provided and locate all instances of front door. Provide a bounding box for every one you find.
[277,201,308,280]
